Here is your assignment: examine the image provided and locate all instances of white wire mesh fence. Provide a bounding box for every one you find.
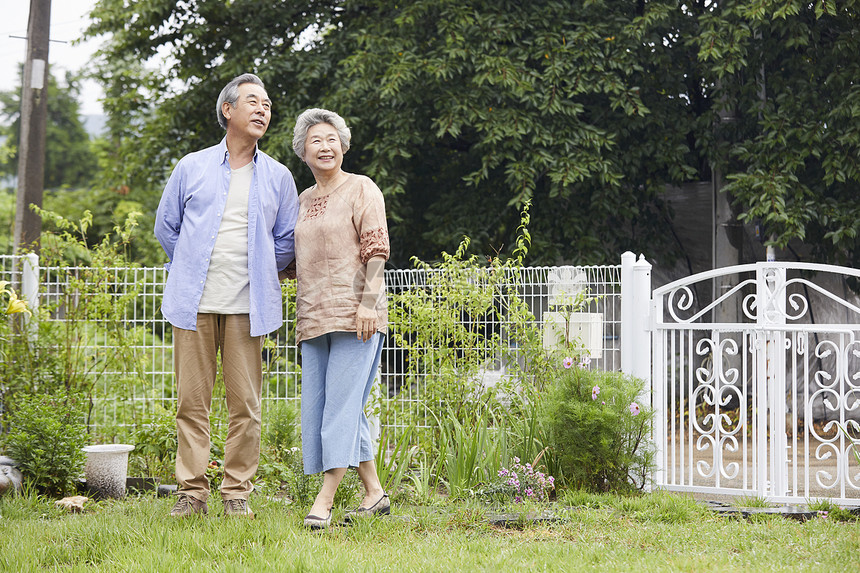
[1,255,621,435]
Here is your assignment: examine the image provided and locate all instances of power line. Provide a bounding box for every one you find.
[9,34,67,43]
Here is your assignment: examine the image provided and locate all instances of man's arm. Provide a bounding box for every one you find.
[154,163,185,262]
[273,170,300,271]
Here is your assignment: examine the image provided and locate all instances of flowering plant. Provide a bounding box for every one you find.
[495,456,555,503]
[206,458,224,491]
[479,454,556,504]
[540,354,654,493]
[0,280,31,361]
[1,281,31,317]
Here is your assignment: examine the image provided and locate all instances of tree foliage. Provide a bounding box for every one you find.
[0,71,97,190]
[691,0,860,267]
[85,0,860,266]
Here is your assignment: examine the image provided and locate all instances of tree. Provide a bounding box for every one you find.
[690,0,860,267]
[84,0,340,190]
[85,0,860,267]
[317,0,718,265]
[0,70,97,190]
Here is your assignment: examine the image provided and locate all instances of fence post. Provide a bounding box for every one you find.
[631,255,652,384]
[21,253,39,330]
[620,251,636,376]
[631,255,654,490]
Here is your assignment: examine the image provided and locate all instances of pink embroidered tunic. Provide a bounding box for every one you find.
[294,173,390,344]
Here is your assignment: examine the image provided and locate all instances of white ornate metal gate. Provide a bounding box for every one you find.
[649,262,860,503]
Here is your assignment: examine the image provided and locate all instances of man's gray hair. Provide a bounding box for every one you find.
[216,73,266,130]
[292,108,351,160]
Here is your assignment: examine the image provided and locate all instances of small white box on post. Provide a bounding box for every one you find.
[542,311,603,359]
[543,266,603,359]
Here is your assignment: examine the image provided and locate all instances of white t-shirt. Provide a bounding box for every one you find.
[198,162,252,313]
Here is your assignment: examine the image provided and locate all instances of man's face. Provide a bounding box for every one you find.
[223,82,271,140]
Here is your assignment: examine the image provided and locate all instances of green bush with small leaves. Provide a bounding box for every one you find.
[2,392,89,496]
[540,364,654,493]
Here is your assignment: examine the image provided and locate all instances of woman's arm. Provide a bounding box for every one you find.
[355,255,386,341]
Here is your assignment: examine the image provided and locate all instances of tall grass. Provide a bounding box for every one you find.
[0,491,856,572]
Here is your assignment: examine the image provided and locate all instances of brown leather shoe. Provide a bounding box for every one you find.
[169,493,208,517]
[223,498,255,518]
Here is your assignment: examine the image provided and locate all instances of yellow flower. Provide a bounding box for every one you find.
[0,281,9,295]
[4,289,31,317]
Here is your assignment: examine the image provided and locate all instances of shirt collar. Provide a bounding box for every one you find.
[218,137,260,166]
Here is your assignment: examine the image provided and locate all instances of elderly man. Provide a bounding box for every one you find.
[155,73,299,518]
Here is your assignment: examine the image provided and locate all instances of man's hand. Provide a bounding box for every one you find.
[279,259,296,281]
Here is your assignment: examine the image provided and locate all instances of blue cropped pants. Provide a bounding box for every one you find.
[300,331,385,474]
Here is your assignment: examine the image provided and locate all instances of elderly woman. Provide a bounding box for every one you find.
[291,108,391,529]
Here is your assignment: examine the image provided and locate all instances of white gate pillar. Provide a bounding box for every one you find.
[631,255,652,384]
[630,255,656,488]
[758,264,788,497]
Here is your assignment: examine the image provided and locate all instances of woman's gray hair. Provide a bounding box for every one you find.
[292,108,351,160]
[216,73,266,130]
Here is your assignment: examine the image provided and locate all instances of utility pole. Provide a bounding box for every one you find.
[13,0,52,256]
[712,76,742,325]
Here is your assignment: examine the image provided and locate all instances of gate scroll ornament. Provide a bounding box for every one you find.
[651,262,860,502]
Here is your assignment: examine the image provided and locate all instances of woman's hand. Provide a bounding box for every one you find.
[356,303,377,342]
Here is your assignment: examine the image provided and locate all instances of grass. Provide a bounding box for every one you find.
[0,490,858,572]
[733,496,774,509]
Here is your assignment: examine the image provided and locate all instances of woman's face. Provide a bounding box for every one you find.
[303,122,343,175]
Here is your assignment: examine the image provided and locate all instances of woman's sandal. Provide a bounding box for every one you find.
[303,509,332,530]
[343,493,390,523]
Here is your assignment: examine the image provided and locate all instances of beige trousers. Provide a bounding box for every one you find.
[173,314,263,502]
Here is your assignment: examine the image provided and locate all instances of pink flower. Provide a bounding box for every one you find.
[591,385,600,400]
[629,402,640,416]
[563,357,574,369]
[579,356,591,368]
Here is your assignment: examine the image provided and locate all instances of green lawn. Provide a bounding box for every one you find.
[1,491,857,572]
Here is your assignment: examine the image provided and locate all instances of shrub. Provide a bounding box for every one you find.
[540,361,654,493]
[2,392,89,497]
[263,400,300,453]
[129,403,177,480]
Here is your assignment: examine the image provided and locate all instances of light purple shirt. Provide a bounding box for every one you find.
[154,138,299,336]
